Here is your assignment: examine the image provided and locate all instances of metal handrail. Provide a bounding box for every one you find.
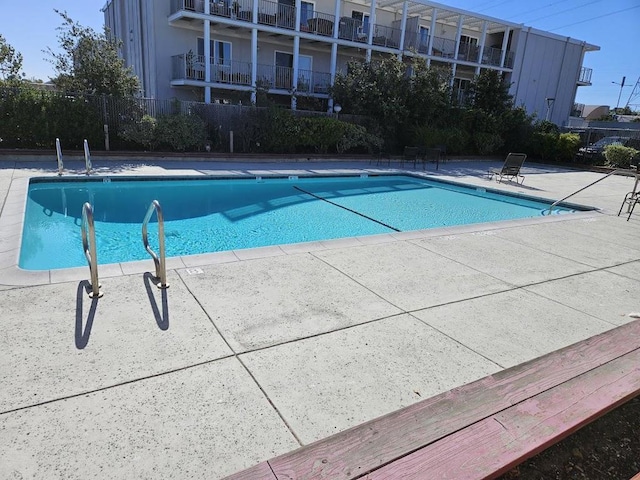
[142,200,169,289]
[81,202,103,298]
[546,168,628,214]
[83,139,92,175]
[55,138,64,176]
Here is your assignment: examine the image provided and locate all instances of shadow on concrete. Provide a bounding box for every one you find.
[75,280,99,349]
[143,272,169,331]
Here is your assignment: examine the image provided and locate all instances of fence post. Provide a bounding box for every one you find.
[230,130,234,153]
[104,124,110,151]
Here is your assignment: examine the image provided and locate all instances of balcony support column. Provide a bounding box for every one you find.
[427,7,437,66]
[453,14,463,61]
[476,20,487,75]
[366,0,376,61]
[292,35,300,110]
[398,0,408,60]
[204,19,211,103]
[251,28,258,105]
[332,0,340,39]
[329,43,338,113]
[294,0,301,32]
[499,27,510,67]
[328,0,340,112]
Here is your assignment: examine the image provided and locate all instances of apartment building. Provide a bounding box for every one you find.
[103,0,598,125]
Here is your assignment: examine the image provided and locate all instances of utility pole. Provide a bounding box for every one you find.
[612,76,626,111]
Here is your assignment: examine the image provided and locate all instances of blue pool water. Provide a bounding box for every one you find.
[20,175,579,270]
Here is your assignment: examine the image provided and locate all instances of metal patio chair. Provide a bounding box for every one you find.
[488,153,527,184]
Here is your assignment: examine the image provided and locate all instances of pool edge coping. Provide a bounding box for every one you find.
[0,169,603,287]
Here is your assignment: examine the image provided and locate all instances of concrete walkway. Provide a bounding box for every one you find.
[0,157,639,479]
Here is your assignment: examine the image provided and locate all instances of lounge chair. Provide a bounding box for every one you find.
[488,153,527,184]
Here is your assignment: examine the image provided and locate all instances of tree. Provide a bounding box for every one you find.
[468,69,513,115]
[47,10,139,96]
[0,34,24,82]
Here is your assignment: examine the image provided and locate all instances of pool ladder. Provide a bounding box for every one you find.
[81,203,103,298]
[55,138,92,176]
[142,200,169,289]
[81,199,169,297]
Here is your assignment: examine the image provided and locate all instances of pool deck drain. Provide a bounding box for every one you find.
[0,158,639,479]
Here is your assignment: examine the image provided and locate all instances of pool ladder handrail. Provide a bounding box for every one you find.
[546,168,629,215]
[55,138,64,176]
[142,200,169,289]
[83,139,92,175]
[81,202,103,298]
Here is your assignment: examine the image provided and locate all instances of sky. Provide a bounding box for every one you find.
[0,0,638,108]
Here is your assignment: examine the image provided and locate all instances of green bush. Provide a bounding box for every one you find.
[472,131,504,155]
[120,115,157,150]
[604,145,640,168]
[154,114,206,151]
[411,125,469,155]
[556,133,581,162]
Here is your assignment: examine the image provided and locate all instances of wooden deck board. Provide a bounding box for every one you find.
[224,461,277,480]
[268,321,640,480]
[365,348,640,479]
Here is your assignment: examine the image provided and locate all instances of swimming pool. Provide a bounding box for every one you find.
[20,174,583,270]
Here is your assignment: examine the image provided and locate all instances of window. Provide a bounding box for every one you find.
[197,39,232,66]
[460,35,478,45]
[351,10,370,33]
[419,26,429,46]
[300,1,314,25]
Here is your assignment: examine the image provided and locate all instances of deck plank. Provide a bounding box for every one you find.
[223,461,278,480]
[365,348,640,479]
[269,320,640,480]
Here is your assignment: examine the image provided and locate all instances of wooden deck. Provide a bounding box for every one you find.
[225,320,640,480]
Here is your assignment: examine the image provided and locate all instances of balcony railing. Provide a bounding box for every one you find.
[457,43,479,63]
[504,50,515,69]
[337,17,368,43]
[430,36,456,58]
[481,46,502,66]
[256,64,331,94]
[301,11,335,36]
[404,31,430,54]
[579,67,593,84]
[172,54,253,85]
[371,24,400,49]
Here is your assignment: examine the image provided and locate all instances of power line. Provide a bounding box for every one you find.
[476,0,515,13]
[521,0,602,24]
[548,4,640,31]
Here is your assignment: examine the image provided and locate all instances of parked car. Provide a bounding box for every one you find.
[575,136,637,163]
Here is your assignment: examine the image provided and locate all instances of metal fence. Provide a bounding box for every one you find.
[92,95,365,151]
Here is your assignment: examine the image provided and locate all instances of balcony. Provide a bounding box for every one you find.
[578,67,593,85]
[256,64,331,94]
[171,54,252,86]
[457,43,479,63]
[371,24,401,49]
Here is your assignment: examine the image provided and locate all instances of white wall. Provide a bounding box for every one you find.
[510,28,586,125]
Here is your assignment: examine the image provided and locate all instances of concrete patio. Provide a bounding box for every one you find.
[0,157,639,479]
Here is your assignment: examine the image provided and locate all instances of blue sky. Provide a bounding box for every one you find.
[1,0,638,108]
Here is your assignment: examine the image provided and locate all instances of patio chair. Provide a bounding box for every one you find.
[617,170,640,221]
[618,191,640,221]
[402,146,418,168]
[488,153,527,184]
[417,146,441,170]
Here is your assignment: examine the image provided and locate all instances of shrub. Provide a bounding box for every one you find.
[154,114,206,151]
[604,145,640,168]
[120,115,157,150]
[472,131,504,155]
[556,133,581,162]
